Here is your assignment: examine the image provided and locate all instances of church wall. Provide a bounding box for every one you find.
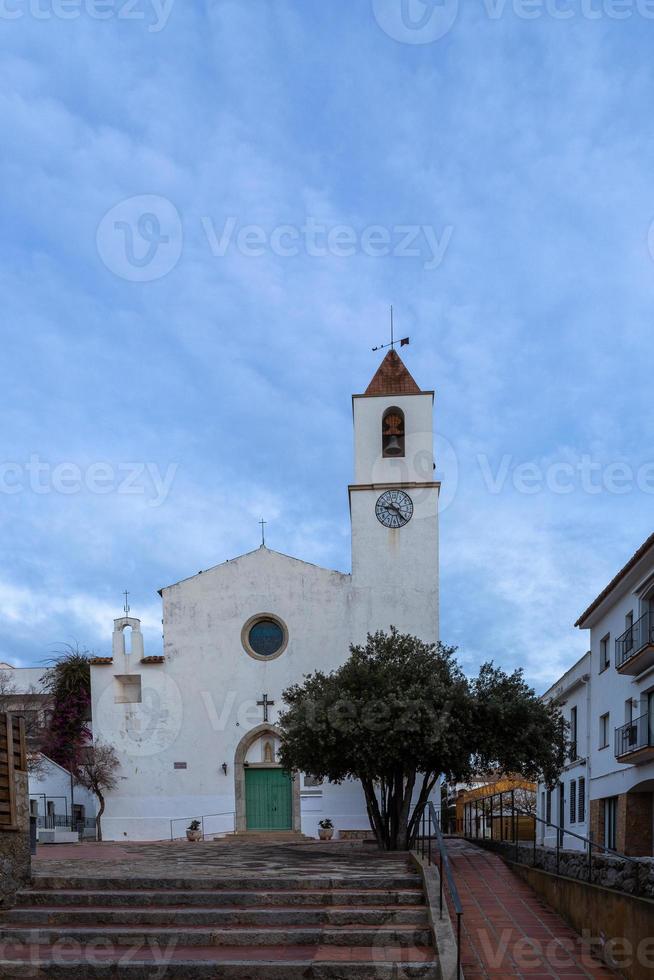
[90,354,441,841]
[92,549,375,840]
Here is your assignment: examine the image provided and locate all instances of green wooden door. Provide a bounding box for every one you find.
[245,768,293,830]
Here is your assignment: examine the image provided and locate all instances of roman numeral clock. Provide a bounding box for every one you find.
[375,489,414,529]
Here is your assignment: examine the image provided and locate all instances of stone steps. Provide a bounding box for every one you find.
[0,922,434,948]
[29,873,421,891]
[17,886,424,907]
[1,859,437,977]
[4,904,429,927]
[0,945,438,979]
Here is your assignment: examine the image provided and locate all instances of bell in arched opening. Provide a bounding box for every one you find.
[382,407,405,458]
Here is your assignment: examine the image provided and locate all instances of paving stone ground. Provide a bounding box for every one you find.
[444,838,618,979]
[32,837,407,879]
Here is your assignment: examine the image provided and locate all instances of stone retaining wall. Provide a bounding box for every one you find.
[509,862,654,980]
[474,837,654,899]
[0,771,31,907]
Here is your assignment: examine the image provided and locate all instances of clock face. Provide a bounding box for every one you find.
[375,489,414,528]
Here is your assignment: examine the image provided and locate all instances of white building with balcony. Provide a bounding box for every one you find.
[575,531,654,855]
[538,531,654,857]
[537,652,590,852]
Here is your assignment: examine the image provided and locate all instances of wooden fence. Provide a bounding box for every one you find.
[0,713,27,832]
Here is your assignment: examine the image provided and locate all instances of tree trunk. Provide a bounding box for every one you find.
[396,769,416,850]
[96,792,105,843]
[361,778,387,849]
[361,771,441,852]
[407,771,440,845]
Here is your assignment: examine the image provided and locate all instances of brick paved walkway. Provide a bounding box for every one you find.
[445,839,616,978]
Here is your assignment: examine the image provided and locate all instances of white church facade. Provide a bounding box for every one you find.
[90,351,441,841]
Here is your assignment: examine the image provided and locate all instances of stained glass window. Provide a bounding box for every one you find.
[248,619,284,657]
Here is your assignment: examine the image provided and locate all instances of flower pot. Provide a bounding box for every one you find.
[186,829,202,842]
[319,828,334,841]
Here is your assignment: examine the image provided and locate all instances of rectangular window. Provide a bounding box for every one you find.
[570,706,578,760]
[569,780,576,824]
[578,778,586,823]
[605,797,618,850]
[600,634,611,672]
[546,789,552,825]
[599,712,610,749]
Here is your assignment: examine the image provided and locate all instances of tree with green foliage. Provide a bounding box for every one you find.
[278,628,567,851]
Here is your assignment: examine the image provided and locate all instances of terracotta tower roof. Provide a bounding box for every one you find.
[364,349,422,396]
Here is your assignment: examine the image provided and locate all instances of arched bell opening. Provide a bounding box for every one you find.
[382,406,405,458]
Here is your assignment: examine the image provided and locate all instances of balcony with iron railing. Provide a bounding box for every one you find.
[615,612,654,674]
[615,712,654,764]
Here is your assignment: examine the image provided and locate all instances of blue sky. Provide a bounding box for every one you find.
[2,0,654,689]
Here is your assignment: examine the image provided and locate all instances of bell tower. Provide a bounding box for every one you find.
[349,350,440,640]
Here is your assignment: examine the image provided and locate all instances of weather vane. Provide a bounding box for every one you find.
[372,306,410,353]
[259,519,267,547]
[123,590,130,616]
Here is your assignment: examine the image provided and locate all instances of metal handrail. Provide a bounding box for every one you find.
[518,805,640,865]
[462,789,643,896]
[414,800,463,979]
[169,810,236,841]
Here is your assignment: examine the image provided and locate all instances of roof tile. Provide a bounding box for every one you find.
[364,350,421,396]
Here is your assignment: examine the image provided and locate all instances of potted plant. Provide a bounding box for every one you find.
[186,820,202,842]
[318,818,334,841]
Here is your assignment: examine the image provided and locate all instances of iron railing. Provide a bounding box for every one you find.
[616,611,654,668]
[462,789,644,896]
[415,801,463,979]
[37,814,96,830]
[615,712,653,759]
[169,810,236,841]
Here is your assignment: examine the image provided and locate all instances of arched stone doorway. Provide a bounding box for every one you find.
[234,724,301,833]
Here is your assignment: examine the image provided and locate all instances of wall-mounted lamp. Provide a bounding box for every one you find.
[221,763,228,775]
